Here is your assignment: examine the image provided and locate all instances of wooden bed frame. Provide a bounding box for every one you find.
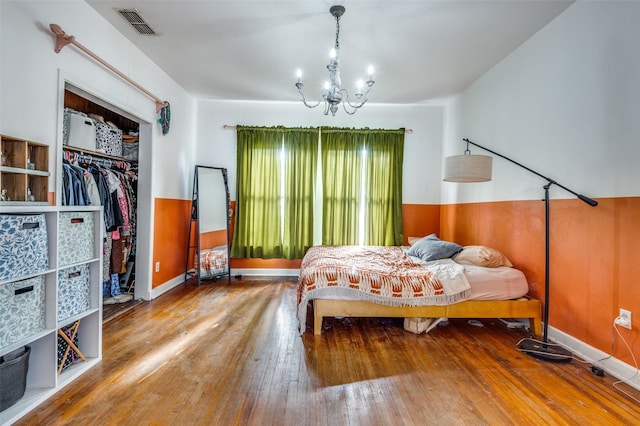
[312,297,542,336]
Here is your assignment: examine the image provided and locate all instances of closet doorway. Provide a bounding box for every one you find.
[56,78,153,319]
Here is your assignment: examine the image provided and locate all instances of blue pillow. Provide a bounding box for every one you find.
[407,234,463,262]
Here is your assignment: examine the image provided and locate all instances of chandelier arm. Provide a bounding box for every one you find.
[296,87,322,108]
[341,102,358,115]
[340,89,370,109]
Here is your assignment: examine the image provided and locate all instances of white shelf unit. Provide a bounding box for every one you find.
[0,205,103,425]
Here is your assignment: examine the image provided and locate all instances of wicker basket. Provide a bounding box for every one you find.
[0,346,30,412]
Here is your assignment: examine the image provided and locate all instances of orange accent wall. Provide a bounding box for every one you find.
[152,200,439,273]
[152,198,191,288]
[232,258,302,270]
[402,204,440,244]
[441,197,640,363]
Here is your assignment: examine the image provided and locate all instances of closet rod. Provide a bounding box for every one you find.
[50,23,168,113]
[222,125,414,134]
[63,149,132,171]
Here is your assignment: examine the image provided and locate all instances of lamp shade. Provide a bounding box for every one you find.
[443,154,493,182]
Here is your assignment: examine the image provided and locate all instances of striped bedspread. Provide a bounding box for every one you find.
[296,245,471,332]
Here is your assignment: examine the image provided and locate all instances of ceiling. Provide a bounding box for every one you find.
[86,0,574,105]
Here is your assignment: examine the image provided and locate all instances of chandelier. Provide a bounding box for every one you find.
[295,5,375,116]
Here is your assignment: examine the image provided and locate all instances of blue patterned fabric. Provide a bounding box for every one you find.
[0,276,45,348]
[0,214,49,281]
[57,264,91,322]
[58,212,95,267]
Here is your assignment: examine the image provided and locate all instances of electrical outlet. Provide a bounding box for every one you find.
[616,309,632,330]
[155,262,160,273]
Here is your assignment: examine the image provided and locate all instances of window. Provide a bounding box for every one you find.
[231,126,403,259]
[321,127,404,246]
[231,127,318,259]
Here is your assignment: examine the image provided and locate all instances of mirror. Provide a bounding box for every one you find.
[193,166,230,285]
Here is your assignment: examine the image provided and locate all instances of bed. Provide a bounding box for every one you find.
[296,244,542,336]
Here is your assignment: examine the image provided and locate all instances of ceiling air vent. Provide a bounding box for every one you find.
[117,9,157,36]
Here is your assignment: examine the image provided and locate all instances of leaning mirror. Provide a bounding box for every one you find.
[193,166,230,285]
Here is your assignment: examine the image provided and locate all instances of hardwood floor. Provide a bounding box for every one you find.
[15,278,640,425]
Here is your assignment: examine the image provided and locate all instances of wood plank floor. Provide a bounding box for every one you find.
[15,278,640,425]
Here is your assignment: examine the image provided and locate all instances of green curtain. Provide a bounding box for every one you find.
[282,128,318,258]
[364,129,405,246]
[321,128,364,245]
[321,127,404,246]
[232,126,318,259]
[231,126,284,258]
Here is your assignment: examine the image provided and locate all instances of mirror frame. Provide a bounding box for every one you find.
[193,165,231,285]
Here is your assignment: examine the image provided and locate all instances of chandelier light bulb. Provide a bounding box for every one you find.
[367,65,374,80]
[324,81,331,90]
[330,48,337,59]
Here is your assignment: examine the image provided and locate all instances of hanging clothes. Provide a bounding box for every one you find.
[62,149,138,300]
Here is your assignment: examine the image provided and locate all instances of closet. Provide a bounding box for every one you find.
[61,88,140,311]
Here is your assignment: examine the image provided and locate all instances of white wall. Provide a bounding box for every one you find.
[0,0,196,199]
[195,100,444,205]
[442,0,640,204]
[1,1,197,298]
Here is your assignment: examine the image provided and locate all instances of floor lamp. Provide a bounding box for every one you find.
[443,138,598,362]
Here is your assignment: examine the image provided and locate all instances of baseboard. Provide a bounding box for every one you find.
[149,275,185,299]
[230,268,300,277]
[549,325,640,390]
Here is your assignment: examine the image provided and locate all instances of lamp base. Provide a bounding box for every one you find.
[517,338,572,363]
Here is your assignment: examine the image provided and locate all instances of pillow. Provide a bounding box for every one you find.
[407,234,463,262]
[454,245,513,268]
[407,236,422,246]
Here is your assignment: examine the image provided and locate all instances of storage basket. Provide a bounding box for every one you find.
[0,277,46,349]
[57,324,79,372]
[0,214,49,281]
[63,109,96,151]
[121,141,139,161]
[0,346,30,412]
[58,212,95,267]
[57,264,91,322]
[95,123,123,157]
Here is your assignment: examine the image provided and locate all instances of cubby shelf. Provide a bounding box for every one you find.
[0,206,102,425]
[0,135,50,205]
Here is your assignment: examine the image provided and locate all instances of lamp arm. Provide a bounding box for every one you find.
[462,139,597,207]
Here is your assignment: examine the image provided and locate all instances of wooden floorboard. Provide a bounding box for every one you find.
[14,277,640,425]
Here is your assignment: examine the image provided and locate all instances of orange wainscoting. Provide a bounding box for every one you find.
[440,197,640,365]
[152,202,441,280]
[152,198,192,288]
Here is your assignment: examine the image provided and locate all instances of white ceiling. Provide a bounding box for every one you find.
[87,0,574,104]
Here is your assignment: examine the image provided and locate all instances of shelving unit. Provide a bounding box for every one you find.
[0,205,102,425]
[0,135,50,205]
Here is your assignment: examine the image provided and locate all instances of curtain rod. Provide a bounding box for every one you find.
[50,24,168,113]
[223,125,413,133]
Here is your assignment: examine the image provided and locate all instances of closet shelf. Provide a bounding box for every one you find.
[63,145,137,163]
[0,200,50,206]
[1,166,51,176]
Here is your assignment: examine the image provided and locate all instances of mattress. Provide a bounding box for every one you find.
[314,263,528,302]
[462,264,529,300]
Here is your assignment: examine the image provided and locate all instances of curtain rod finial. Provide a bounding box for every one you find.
[50,23,74,53]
